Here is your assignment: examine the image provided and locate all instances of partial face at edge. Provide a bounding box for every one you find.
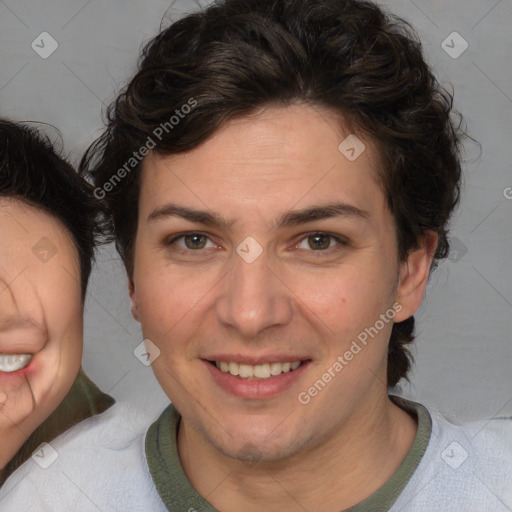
[0,199,83,456]
[129,104,434,462]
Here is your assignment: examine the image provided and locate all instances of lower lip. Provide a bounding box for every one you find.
[0,357,36,384]
[203,360,311,399]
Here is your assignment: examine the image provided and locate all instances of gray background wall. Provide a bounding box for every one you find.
[0,0,510,422]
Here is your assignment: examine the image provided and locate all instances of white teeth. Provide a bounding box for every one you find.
[228,361,239,376]
[253,363,270,379]
[0,354,33,373]
[270,362,282,376]
[238,364,253,378]
[215,360,303,379]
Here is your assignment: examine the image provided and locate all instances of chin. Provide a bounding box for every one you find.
[214,423,304,464]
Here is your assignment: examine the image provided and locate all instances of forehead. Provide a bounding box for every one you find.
[139,104,386,222]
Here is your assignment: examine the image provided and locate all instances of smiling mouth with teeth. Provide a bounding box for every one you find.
[0,354,33,373]
[212,360,305,380]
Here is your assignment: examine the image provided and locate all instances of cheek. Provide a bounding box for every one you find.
[135,267,208,340]
[42,279,83,352]
[22,279,83,409]
[294,260,395,334]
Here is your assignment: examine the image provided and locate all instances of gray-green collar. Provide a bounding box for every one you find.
[145,395,432,512]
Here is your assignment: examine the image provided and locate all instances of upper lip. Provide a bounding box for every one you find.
[0,324,47,355]
[203,354,311,365]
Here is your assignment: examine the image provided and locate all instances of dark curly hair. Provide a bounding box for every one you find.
[0,119,100,301]
[82,0,464,387]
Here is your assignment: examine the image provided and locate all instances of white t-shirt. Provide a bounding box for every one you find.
[0,398,510,511]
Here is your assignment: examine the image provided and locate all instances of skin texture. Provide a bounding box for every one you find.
[129,104,437,511]
[0,199,83,469]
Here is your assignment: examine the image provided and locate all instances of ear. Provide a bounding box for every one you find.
[394,231,438,322]
[128,279,140,323]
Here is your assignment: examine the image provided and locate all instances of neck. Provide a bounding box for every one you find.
[177,395,417,512]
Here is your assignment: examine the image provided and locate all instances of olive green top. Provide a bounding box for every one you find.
[0,368,115,486]
[146,395,432,511]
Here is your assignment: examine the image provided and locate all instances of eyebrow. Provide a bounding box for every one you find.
[147,201,370,230]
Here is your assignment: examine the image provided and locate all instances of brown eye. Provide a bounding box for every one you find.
[295,232,348,253]
[183,234,208,249]
[165,232,216,252]
[307,234,331,250]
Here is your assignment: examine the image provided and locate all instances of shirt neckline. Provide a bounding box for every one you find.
[145,395,432,512]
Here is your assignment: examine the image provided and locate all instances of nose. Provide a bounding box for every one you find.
[215,251,293,339]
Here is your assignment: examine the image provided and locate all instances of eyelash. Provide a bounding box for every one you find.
[164,231,348,255]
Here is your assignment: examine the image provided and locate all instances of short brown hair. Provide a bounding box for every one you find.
[82,0,465,387]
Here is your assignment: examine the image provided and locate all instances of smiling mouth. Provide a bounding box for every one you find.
[209,360,308,380]
[0,354,33,373]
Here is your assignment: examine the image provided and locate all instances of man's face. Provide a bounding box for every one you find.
[0,199,83,453]
[130,104,429,462]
